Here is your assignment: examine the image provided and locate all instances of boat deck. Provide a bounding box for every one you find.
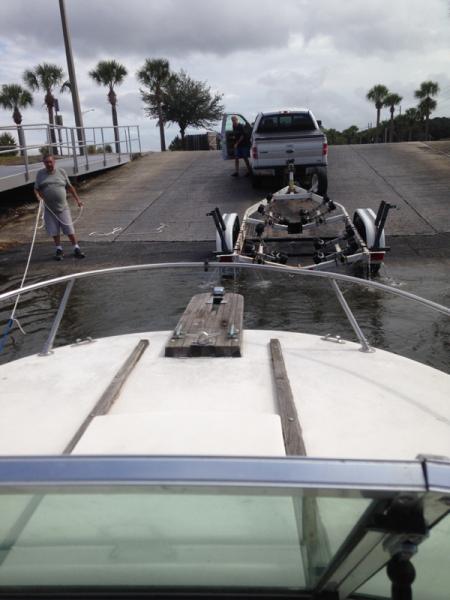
[1,329,448,459]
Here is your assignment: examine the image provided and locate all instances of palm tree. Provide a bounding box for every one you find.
[404,108,419,141]
[89,60,128,153]
[23,63,65,155]
[0,84,33,156]
[414,81,440,140]
[366,84,389,141]
[136,58,171,151]
[383,93,402,143]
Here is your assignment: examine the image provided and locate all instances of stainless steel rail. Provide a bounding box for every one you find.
[0,262,449,356]
[0,122,141,189]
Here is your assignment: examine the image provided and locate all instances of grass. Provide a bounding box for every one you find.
[0,155,44,166]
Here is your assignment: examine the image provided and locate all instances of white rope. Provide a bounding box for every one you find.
[40,201,84,227]
[88,227,123,236]
[9,198,44,326]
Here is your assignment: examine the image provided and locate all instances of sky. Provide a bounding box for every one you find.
[0,0,449,151]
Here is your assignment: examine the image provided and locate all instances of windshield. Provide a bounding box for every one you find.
[0,456,448,598]
[257,113,317,134]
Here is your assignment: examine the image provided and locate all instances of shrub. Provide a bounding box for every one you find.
[0,133,18,157]
[87,144,97,154]
[169,135,183,151]
[39,146,51,157]
[97,144,113,153]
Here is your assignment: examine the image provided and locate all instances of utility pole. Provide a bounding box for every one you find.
[59,0,85,155]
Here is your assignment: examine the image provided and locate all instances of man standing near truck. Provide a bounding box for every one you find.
[231,115,252,177]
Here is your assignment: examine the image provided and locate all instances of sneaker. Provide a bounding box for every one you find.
[54,248,64,261]
[73,247,85,259]
[231,172,239,177]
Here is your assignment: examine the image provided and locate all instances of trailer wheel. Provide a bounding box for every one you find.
[216,213,240,253]
[310,167,328,196]
[353,212,381,275]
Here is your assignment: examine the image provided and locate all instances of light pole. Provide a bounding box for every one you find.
[59,0,85,155]
[82,109,95,116]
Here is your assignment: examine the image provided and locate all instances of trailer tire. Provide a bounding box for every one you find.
[310,167,328,196]
[353,211,382,275]
[216,213,240,253]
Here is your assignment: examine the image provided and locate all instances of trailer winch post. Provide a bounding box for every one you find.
[373,201,395,249]
[207,208,229,253]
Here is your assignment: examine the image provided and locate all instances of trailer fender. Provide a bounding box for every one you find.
[216,213,240,253]
[353,208,385,249]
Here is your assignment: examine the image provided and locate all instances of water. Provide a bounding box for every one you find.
[0,263,449,373]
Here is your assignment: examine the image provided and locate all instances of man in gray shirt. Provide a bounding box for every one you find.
[34,155,85,260]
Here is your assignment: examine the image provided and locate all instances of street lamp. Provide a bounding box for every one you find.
[82,108,95,115]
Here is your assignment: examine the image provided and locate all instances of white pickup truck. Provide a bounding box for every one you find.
[221,109,328,194]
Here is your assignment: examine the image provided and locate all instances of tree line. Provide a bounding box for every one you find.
[1,64,444,155]
[326,81,442,145]
[0,58,224,155]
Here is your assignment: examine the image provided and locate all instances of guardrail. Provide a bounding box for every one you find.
[0,122,141,188]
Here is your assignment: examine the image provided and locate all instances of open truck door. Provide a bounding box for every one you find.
[221,113,252,160]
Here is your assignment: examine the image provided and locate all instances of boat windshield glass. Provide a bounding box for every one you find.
[0,457,448,598]
[0,484,369,590]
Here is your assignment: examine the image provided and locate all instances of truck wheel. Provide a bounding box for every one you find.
[310,167,328,196]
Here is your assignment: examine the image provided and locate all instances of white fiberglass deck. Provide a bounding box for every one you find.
[1,329,449,460]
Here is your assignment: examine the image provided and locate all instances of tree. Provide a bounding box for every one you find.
[137,58,171,152]
[0,84,33,156]
[414,80,439,140]
[383,93,402,143]
[342,125,359,144]
[404,108,419,141]
[323,128,345,145]
[366,84,389,141]
[89,60,128,153]
[154,70,224,147]
[0,132,18,157]
[23,63,65,155]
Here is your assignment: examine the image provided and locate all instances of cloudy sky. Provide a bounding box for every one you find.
[1,0,449,150]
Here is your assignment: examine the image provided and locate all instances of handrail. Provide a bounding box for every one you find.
[0,122,141,183]
[1,262,449,316]
[1,261,448,357]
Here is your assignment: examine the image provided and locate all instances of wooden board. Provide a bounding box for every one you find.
[165,293,243,358]
[270,338,307,456]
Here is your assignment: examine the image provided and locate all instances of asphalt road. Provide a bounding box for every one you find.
[0,141,449,281]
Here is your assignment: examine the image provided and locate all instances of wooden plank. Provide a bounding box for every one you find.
[165,293,243,358]
[64,339,149,454]
[269,338,307,456]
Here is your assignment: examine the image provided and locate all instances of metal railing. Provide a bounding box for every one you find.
[0,122,141,184]
[0,262,449,358]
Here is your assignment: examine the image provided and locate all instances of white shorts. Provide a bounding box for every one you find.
[44,207,75,236]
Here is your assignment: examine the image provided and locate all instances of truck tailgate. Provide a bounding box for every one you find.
[253,133,326,167]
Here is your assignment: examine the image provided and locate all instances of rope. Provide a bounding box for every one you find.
[40,202,83,228]
[0,199,43,354]
[89,227,122,237]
